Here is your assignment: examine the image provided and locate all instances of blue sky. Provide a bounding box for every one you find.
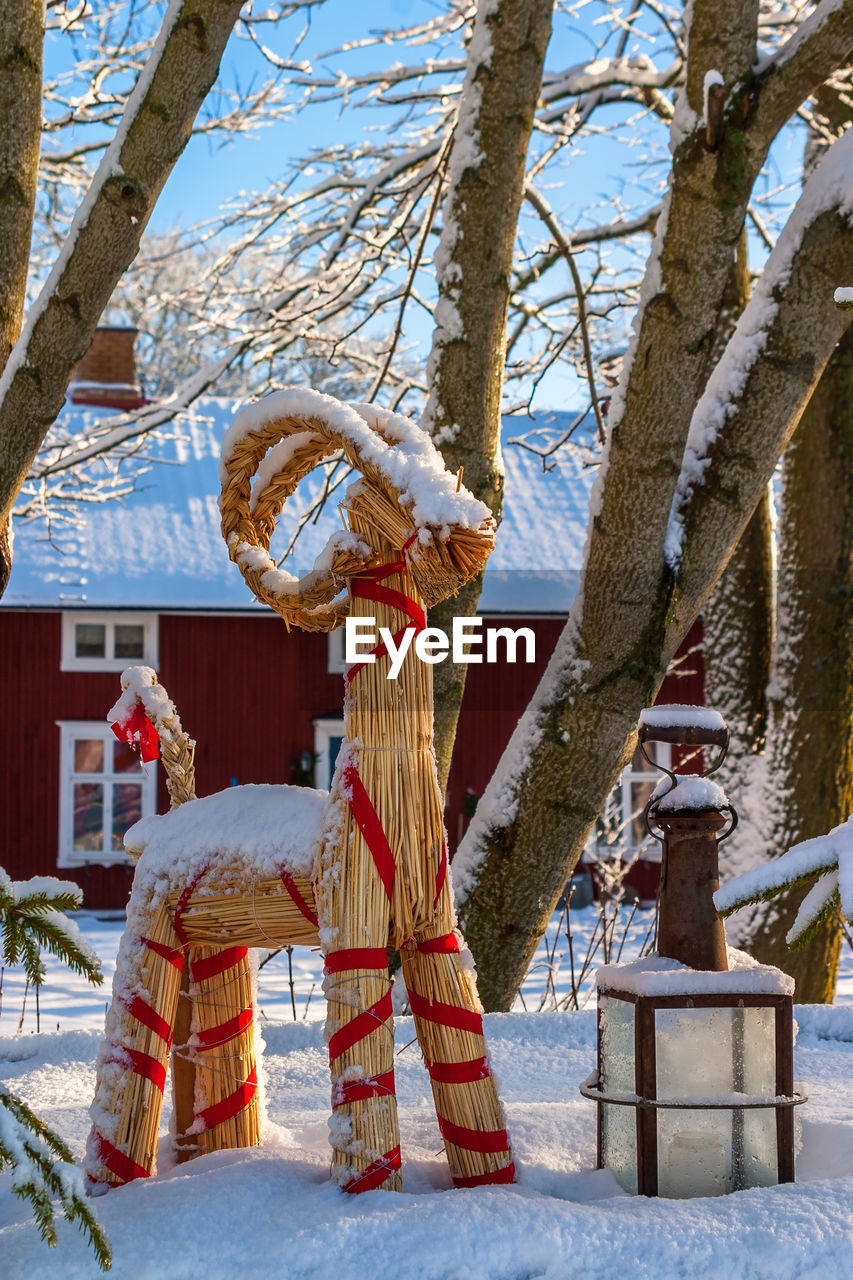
[40,1,806,412]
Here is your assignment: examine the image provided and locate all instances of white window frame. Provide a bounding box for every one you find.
[60,611,158,673]
[619,740,672,857]
[585,740,673,865]
[326,628,348,674]
[313,716,345,791]
[57,721,157,868]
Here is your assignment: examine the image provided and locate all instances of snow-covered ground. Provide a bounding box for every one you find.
[4,909,853,1277]
[0,904,662,1034]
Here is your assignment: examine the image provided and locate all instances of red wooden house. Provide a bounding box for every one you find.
[0,331,702,910]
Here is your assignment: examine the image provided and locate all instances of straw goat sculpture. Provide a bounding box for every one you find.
[86,389,514,1195]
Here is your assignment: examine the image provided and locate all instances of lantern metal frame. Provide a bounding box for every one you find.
[581,986,805,1196]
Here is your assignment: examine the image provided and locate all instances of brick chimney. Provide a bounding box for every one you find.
[69,327,145,409]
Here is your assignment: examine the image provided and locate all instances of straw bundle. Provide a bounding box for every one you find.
[103,904,184,1182]
[219,409,494,633]
[313,512,450,1189]
[402,916,513,1185]
[172,958,197,1164]
[187,945,260,1157]
[344,516,446,945]
[172,941,261,1162]
[165,874,319,949]
[161,731,197,809]
[324,957,400,1192]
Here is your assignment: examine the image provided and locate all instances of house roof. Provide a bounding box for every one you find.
[3,399,595,614]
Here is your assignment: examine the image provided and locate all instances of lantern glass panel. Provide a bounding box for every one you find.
[599,994,637,1194]
[655,1005,778,1197]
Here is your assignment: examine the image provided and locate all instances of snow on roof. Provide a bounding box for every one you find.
[3,401,594,612]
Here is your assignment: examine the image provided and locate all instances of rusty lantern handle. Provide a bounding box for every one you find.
[638,721,729,780]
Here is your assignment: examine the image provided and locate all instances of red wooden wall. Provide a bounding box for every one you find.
[447,618,705,850]
[0,610,343,908]
[0,608,703,909]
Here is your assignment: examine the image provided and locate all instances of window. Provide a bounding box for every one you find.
[590,740,673,862]
[313,717,345,790]
[622,740,673,852]
[326,628,348,674]
[61,612,158,672]
[57,722,157,867]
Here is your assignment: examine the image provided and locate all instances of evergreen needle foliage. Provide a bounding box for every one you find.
[0,867,103,989]
[1,865,110,1268]
[0,1085,112,1270]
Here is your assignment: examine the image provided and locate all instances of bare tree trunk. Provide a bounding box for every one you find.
[424,0,555,794]
[702,228,773,818]
[726,83,853,1003]
[0,0,243,597]
[0,0,44,594]
[737,324,853,1001]
[453,0,853,1007]
[704,493,773,763]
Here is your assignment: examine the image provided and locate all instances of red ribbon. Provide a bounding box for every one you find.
[342,1145,401,1194]
[345,555,426,685]
[351,579,426,631]
[280,867,319,928]
[416,932,459,954]
[94,1133,151,1184]
[452,1163,516,1188]
[190,945,248,984]
[193,1006,254,1051]
[111,704,160,763]
[437,1114,510,1155]
[141,937,184,970]
[434,842,448,905]
[324,948,388,973]
[427,1056,491,1085]
[126,994,173,1046]
[407,990,484,1036]
[173,865,209,946]
[328,990,393,1063]
[196,1066,258,1132]
[104,1047,166,1094]
[333,1067,396,1108]
[343,764,396,901]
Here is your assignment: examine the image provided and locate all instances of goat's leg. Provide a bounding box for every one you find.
[171,954,197,1163]
[172,945,260,1162]
[85,903,183,1187]
[316,818,399,1192]
[182,944,260,1157]
[402,891,515,1188]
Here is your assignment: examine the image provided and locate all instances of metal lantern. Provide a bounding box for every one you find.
[581,706,805,1198]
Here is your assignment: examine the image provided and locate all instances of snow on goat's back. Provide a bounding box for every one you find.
[125,782,328,882]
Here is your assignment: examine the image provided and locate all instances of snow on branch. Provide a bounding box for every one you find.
[541,53,680,102]
[714,814,853,949]
[754,0,853,142]
[29,341,251,480]
[0,1085,111,1270]
[0,0,253,544]
[665,125,853,569]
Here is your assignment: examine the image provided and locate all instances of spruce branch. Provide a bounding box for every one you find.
[0,1085,112,1270]
[0,873,102,988]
